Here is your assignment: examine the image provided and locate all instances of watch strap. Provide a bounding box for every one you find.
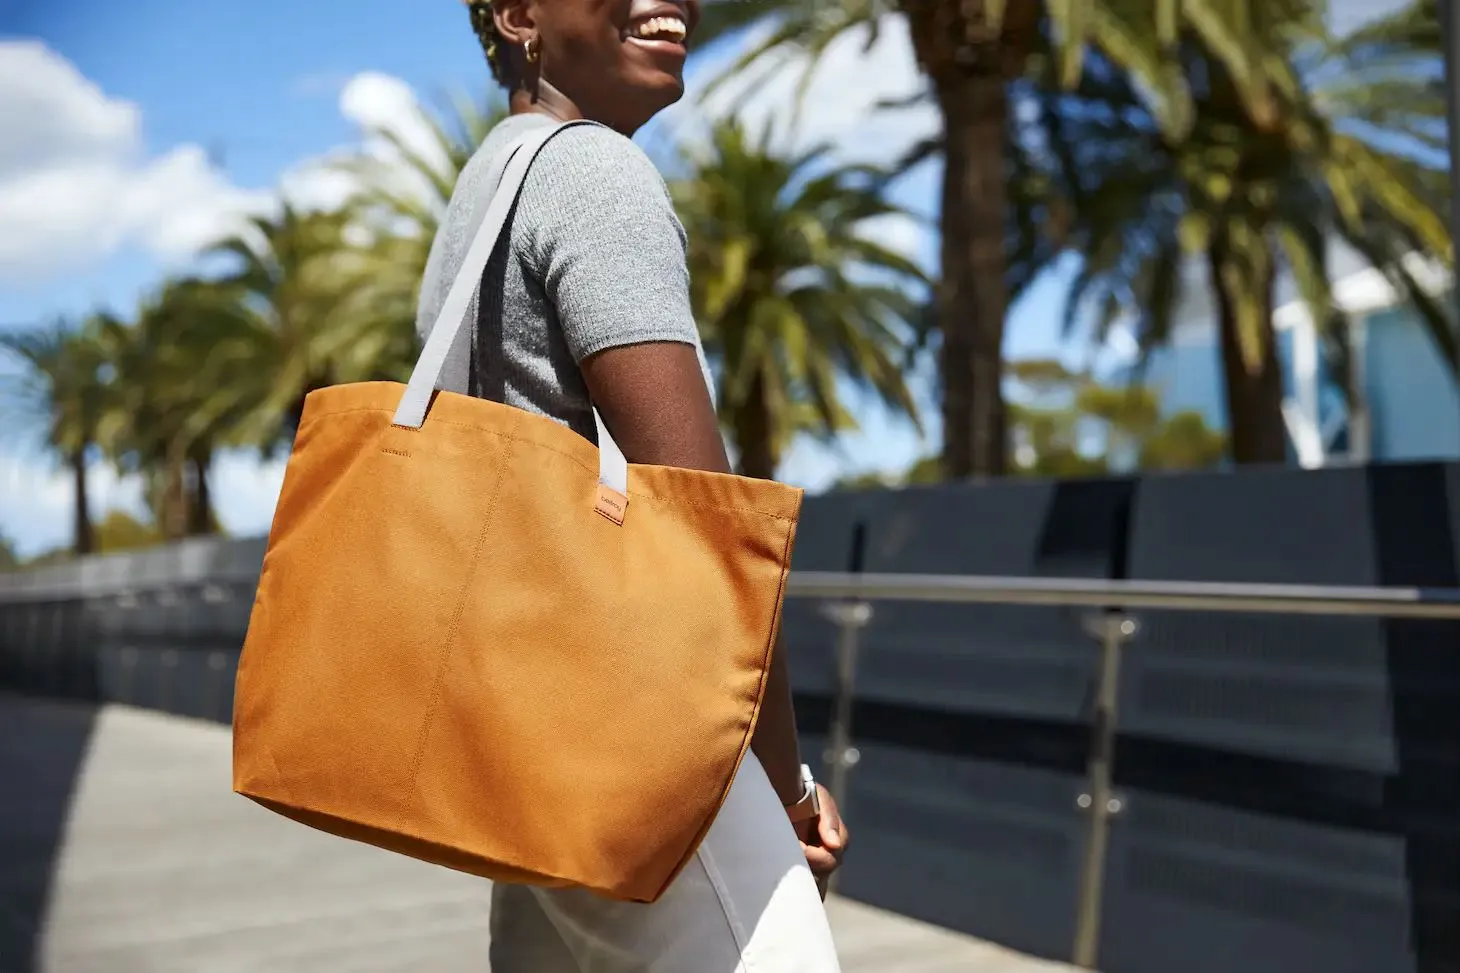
[784,764,821,824]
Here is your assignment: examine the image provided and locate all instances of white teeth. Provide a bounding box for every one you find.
[630,16,686,41]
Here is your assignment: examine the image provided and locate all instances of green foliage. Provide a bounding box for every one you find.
[0,318,109,461]
[692,0,1294,142]
[93,509,165,554]
[835,357,1224,488]
[1003,359,1225,477]
[201,206,403,448]
[1016,0,1451,461]
[1139,410,1228,470]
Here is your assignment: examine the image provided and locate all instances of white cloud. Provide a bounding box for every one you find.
[0,47,450,280]
[339,71,444,162]
[0,40,272,283]
[279,71,450,215]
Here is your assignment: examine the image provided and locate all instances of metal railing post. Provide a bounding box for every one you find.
[1071,611,1137,969]
[819,597,873,896]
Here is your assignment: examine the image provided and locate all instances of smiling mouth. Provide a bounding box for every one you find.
[625,15,688,47]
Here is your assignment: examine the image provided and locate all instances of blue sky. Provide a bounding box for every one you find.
[0,0,1410,556]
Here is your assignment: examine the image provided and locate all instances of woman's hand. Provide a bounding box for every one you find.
[795,784,848,899]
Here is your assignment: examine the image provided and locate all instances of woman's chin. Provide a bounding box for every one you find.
[628,72,687,113]
[594,66,687,130]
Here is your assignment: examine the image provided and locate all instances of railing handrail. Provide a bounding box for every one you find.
[10,568,1460,620]
[787,572,1460,620]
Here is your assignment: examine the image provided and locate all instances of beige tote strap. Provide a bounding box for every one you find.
[392,120,628,497]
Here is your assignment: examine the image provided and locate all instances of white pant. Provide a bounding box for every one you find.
[488,753,842,972]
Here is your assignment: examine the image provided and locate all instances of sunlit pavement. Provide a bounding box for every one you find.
[2,695,1075,972]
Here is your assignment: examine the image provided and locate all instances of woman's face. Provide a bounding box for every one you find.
[531,0,700,132]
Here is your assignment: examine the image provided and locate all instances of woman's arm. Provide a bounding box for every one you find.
[578,343,808,809]
[520,125,844,871]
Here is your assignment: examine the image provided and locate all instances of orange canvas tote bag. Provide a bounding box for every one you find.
[232,121,803,903]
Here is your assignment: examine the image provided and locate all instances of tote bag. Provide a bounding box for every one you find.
[232,120,804,903]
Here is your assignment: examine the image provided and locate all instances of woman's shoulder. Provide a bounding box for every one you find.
[529,119,666,193]
[473,115,681,260]
[471,114,667,202]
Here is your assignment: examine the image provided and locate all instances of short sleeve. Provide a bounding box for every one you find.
[516,125,700,362]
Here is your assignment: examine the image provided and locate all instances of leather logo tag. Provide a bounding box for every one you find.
[594,484,627,526]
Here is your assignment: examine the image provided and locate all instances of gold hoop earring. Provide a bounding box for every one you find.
[524,37,539,63]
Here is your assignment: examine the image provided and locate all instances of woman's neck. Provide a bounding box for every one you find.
[507,82,644,135]
[508,83,583,124]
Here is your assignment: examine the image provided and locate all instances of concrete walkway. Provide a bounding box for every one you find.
[3,695,1075,972]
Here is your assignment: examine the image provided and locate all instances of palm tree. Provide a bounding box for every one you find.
[673,119,925,479]
[0,318,113,555]
[96,281,246,538]
[694,0,1303,477]
[201,205,396,451]
[1029,0,1450,462]
[328,93,511,359]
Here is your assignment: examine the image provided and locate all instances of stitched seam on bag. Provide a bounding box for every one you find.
[306,406,796,521]
[399,434,519,824]
[695,844,753,971]
[624,492,794,522]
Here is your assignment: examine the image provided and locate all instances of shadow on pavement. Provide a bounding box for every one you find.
[0,694,99,973]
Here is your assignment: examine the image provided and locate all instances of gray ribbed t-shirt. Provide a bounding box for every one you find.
[415,113,713,443]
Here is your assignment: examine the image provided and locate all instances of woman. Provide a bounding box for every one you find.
[413,0,850,969]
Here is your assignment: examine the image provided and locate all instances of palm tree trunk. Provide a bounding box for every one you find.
[70,447,94,556]
[935,73,1010,478]
[1210,240,1287,465]
[902,0,1034,479]
[160,442,190,541]
[733,371,778,481]
[187,451,214,535]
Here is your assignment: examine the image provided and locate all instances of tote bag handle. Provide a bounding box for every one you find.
[391,120,628,497]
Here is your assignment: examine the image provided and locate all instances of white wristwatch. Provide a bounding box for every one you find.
[783,763,821,824]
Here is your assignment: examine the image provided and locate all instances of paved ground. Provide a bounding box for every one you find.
[2,694,1076,972]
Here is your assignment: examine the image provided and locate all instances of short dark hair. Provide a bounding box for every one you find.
[465,0,509,87]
